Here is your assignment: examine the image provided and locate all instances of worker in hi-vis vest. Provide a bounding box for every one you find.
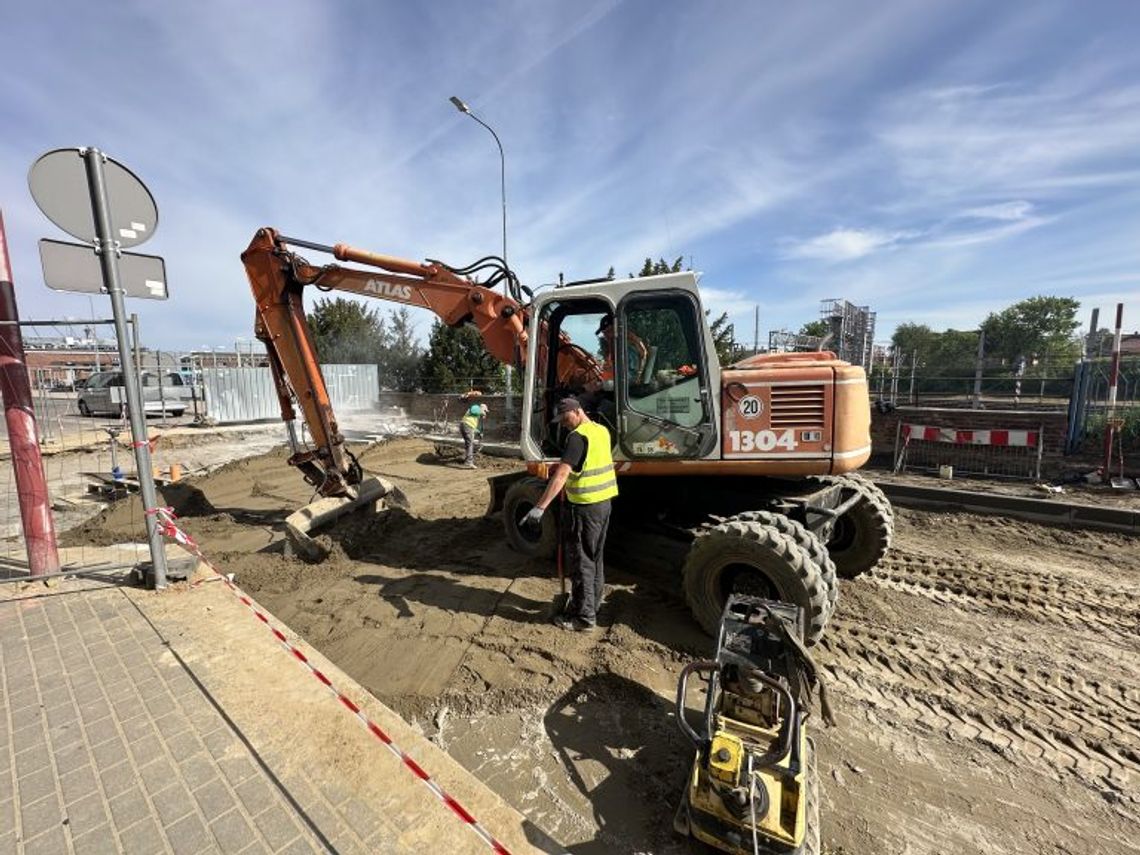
[458,390,488,469]
[522,397,618,631]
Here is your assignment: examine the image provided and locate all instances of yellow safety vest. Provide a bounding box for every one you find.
[461,405,482,430]
[566,420,618,505]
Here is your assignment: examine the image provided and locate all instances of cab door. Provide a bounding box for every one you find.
[614,292,718,459]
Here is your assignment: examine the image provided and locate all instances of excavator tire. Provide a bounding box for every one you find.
[682,512,831,646]
[733,512,839,619]
[816,475,893,580]
[502,476,558,559]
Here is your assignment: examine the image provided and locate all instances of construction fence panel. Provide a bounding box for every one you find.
[893,422,1043,480]
[203,364,378,424]
[322,364,380,412]
[203,367,279,424]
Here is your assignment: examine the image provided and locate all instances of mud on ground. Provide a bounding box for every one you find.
[69,438,1140,854]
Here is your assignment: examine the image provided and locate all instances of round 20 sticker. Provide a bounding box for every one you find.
[737,395,763,418]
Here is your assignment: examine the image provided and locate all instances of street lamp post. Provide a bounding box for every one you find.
[450,95,515,419]
[450,96,508,276]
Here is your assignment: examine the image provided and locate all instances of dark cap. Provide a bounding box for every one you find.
[595,314,614,335]
[552,397,582,420]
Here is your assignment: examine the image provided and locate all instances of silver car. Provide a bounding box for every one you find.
[77,370,187,417]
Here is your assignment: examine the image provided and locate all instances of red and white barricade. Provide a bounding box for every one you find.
[894,422,1044,480]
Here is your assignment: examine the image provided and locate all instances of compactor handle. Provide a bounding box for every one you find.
[676,660,718,747]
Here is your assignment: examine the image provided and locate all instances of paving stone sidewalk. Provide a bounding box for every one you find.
[1,580,357,854]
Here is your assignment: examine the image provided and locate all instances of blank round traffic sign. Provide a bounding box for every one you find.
[28,148,158,248]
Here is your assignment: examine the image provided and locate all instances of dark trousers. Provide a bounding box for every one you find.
[459,422,476,464]
[561,500,612,624]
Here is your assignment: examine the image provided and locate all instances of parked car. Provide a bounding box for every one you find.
[77,370,187,417]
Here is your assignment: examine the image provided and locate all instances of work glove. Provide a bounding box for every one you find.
[522,507,545,528]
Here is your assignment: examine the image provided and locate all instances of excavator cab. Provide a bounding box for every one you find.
[521,273,721,462]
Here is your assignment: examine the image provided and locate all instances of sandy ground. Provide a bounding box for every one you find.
[61,438,1140,854]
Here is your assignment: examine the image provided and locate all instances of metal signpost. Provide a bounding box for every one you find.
[28,147,170,588]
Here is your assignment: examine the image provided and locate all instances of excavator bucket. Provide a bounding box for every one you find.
[486,471,528,518]
[284,477,409,562]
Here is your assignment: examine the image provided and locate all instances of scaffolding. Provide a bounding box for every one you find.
[767,329,824,353]
[819,299,876,371]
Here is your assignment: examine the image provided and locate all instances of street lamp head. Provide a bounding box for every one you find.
[449,96,470,114]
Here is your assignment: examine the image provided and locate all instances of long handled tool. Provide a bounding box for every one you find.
[555,491,567,612]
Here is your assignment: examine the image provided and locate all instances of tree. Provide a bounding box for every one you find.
[891,323,938,365]
[799,320,829,339]
[420,321,503,393]
[631,256,684,278]
[622,255,736,366]
[307,297,386,364]
[708,311,735,366]
[933,329,981,370]
[980,296,1081,367]
[378,307,423,392]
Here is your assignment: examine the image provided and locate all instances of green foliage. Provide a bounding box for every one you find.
[980,295,1081,365]
[707,311,735,366]
[307,297,386,364]
[420,321,503,393]
[1085,405,1140,452]
[624,255,734,366]
[632,257,684,277]
[379,307,423,392]
[936,329,983,369]
[891,323,938,363]
[799,320,829,338]
[306,298,423,391]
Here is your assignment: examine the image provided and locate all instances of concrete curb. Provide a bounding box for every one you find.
[877,482,1139,535]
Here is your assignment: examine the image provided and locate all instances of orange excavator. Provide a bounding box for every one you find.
[242,227,893,645]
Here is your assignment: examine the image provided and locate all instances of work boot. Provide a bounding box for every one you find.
[553,615,595,632]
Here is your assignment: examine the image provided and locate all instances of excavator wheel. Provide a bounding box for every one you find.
[817,475,894,580]
[502,476,558,559]
[682,511,831,646]
[733,512,839,619]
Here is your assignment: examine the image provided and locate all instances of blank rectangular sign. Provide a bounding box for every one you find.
[39,238,168,299]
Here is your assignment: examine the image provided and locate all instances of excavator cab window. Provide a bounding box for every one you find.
[615,293,717,459]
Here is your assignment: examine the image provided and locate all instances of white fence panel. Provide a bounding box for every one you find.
[323,364,379,411]
[203,367,278,423]
[203,364,378,424]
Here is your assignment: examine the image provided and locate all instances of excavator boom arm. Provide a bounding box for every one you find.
[242,227,598,496]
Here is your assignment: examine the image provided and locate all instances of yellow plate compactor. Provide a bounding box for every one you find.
[674,594,829,855]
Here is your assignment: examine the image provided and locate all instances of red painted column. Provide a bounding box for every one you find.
[0,210,60,576]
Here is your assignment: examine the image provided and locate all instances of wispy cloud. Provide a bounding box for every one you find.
[959,200,1034,221]
[783,228,916,262]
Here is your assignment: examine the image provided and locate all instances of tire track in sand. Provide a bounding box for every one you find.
[819,618,1140,820]
[864,551,1138,641]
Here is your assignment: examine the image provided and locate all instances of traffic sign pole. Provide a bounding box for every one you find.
[82,147,168,588]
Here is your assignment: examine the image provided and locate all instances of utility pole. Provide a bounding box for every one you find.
[1103,303,1124,480]
[972,329,986,409]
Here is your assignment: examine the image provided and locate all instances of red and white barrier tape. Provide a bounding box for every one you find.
[148,507,514,855]
[902,423,1039,448]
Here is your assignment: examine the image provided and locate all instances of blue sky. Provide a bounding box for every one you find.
[2,0,1139,353]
